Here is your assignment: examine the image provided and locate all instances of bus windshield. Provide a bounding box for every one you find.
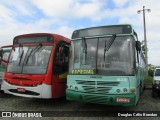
[69,36,134,75]
[7,46,52,74]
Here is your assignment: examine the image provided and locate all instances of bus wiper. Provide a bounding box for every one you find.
[18,44,24,65]
[25,43,42,65]
[82,37,87,64]
[104,34,116,61]
[82,37,87,54]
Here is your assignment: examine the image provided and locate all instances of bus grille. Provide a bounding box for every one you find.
[76,80,95,85]
[76,80,120,94]
[82,86,111,94]
[8,89,40,96]
[82,95,109,104]
[76,80,120,86]
[97,81,119,86]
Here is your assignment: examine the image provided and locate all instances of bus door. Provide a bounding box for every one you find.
[52,42,69,98]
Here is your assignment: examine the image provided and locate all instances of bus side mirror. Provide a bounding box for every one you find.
[58,47,65,65]
[0,49,3,64]
[58,46,69,66]
[136,41,141,51]
[0,49,3,58]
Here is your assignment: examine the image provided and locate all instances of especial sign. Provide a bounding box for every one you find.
[72,69,95,74]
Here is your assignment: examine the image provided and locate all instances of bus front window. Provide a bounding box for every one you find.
[7,47,28,73]
[97,36,134,75]
[7,46,52,74]
[70,36,134,75]
[72,38,97,69]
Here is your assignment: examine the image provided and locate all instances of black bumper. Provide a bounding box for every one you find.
[152,84,160,92]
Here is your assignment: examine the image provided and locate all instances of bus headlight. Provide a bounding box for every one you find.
[130,88,136,93]
[116,89,120,93]
[75,86,78,90]
[70,85,73,89]
[123,88,127,92]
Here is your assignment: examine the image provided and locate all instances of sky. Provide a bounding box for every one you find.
[0,0,159,66]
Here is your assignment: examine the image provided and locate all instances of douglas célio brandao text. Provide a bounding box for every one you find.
[118,112,158,117]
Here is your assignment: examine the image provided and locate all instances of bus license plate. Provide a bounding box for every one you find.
[116,97,130,103]
[17,88,25,92]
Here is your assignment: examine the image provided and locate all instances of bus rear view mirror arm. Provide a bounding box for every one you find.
[0,45,13,64]
[136,41,141,51]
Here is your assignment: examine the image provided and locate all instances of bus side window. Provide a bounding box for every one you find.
[53,42,69,75]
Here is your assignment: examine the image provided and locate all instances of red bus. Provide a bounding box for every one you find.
[1,33,70,98]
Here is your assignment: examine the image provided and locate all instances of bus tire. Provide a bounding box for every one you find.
[143,85,146,90]
[143,83,146,90]
[136,84,142,106]
[140,82,143,95]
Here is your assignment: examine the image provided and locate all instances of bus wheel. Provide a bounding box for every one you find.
[136,85,141,106]
[143,83,146,90]
[152,90,158,98]
[139,82,143,95]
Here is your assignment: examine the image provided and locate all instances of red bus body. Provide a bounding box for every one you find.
[3,33,70,98]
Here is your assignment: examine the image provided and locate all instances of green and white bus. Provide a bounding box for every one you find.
[66,24,147,106]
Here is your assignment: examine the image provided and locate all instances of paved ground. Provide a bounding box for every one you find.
[0,88,160,120]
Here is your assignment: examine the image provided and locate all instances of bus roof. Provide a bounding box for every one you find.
[14,33,64,38]
[13,33,70,45]
[72,24,134,39]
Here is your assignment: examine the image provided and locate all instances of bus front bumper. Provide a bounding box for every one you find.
[3,80,52,98]
[66,89,136,106]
